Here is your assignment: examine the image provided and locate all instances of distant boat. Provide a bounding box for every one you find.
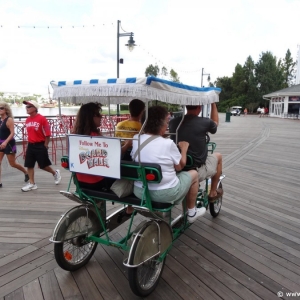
[41,85,57,108]
[41,102,57,108]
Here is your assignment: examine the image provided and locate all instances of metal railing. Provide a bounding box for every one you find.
[13,114,131,163]
[13,115,130,141]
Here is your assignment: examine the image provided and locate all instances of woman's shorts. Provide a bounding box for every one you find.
[0,139,17,154]
[133,171,192,205]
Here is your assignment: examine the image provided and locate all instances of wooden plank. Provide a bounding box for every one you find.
[164,256,221,300]
[0,253,54,287]
[176,232,264,300]
[0,246,38,268]
[0,260,58,298]
[4,287,24,300]
[23,279,44,300]
[93,245,141,300]
[0,249,49,278]
[85,257,122,300]
[220,208,300,259]
[169,246,241,299]
[72,267,103,300]
[145,276,184,300]
[39,270,64,300]
[221,192,300,231]
[0,222,54,229]
[32,237,53,249]
[223,203,300,243]
[210,216,300,276]
[0,238,40,244]
[178,234,276,300]
[185,226,296,294]
[217,212,300,266]
[54,268,83,300]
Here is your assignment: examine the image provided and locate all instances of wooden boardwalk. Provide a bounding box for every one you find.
[0,114,300,299]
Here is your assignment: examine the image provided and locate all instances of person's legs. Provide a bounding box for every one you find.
[22,144,37,191]
[197,153,222,200]
[36,144,61,184]
[0,152,4,185]
[185,170,206,222]
[209,152,222,198]
[185,170,198,209]
[6,153,28,175]
[42,165,56,176]
[42,166,62,185]
[27,168,35,184]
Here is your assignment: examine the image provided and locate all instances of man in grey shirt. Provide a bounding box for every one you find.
[169,103,223,202]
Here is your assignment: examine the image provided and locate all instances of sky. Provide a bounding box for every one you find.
[0,0,299,97]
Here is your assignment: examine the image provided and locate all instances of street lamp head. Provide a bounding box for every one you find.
[125,33,136,52]
[207,75,211,81]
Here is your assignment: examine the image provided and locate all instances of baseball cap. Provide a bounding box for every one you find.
[23,100,40,109]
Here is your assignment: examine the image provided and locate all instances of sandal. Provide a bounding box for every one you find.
[208,188,223,203]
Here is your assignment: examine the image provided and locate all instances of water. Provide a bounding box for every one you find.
[12,106,80,117]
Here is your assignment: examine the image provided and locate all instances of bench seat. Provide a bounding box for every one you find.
[81,188,173,209]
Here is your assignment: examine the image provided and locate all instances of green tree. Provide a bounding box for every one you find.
[169,69,180,82]
[214,76,234,112]
[214,76,233,102]
[145,64,160,77]
[255,51,285,100]
[231,63,247,98]
[243,56,260,109]
[281,49,296,87]
[161,66,168,77]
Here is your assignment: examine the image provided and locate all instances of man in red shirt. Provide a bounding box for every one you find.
[264,107,269,116]
[21,100,61,192]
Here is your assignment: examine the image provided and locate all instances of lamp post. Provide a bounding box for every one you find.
[117,20,136,115]
[200,68,211,117]
[201,68,210,87]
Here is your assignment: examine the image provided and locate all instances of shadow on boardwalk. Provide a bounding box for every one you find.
[0,114,300,299]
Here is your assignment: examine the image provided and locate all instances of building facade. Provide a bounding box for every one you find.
[263,84,300,118]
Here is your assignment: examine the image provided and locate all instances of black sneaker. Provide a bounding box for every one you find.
[0,183,2,188]
[24,174,29,182]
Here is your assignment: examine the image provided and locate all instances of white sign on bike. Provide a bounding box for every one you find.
[68,134,121,179]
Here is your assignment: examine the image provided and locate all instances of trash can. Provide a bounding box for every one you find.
[225,112,231,122]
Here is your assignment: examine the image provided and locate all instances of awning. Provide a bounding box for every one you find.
[51,76,221,106]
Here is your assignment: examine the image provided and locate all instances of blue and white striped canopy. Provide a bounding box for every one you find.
[51,76,221,105]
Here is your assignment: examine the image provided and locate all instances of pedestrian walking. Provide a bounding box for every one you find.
[244,108,248,116]
[21,100,61,192]
[0,102,29,187]
[259,107,265,118]
[264,107,269,116]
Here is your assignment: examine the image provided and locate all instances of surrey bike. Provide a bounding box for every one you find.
[49,76,225,297]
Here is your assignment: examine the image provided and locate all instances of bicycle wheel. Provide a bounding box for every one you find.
[128,222,166,297]
[54,206,99,271]
[209,182,223,218]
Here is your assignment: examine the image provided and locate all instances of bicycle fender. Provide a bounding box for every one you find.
[125,219,172,267]
[49,205,100,243]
